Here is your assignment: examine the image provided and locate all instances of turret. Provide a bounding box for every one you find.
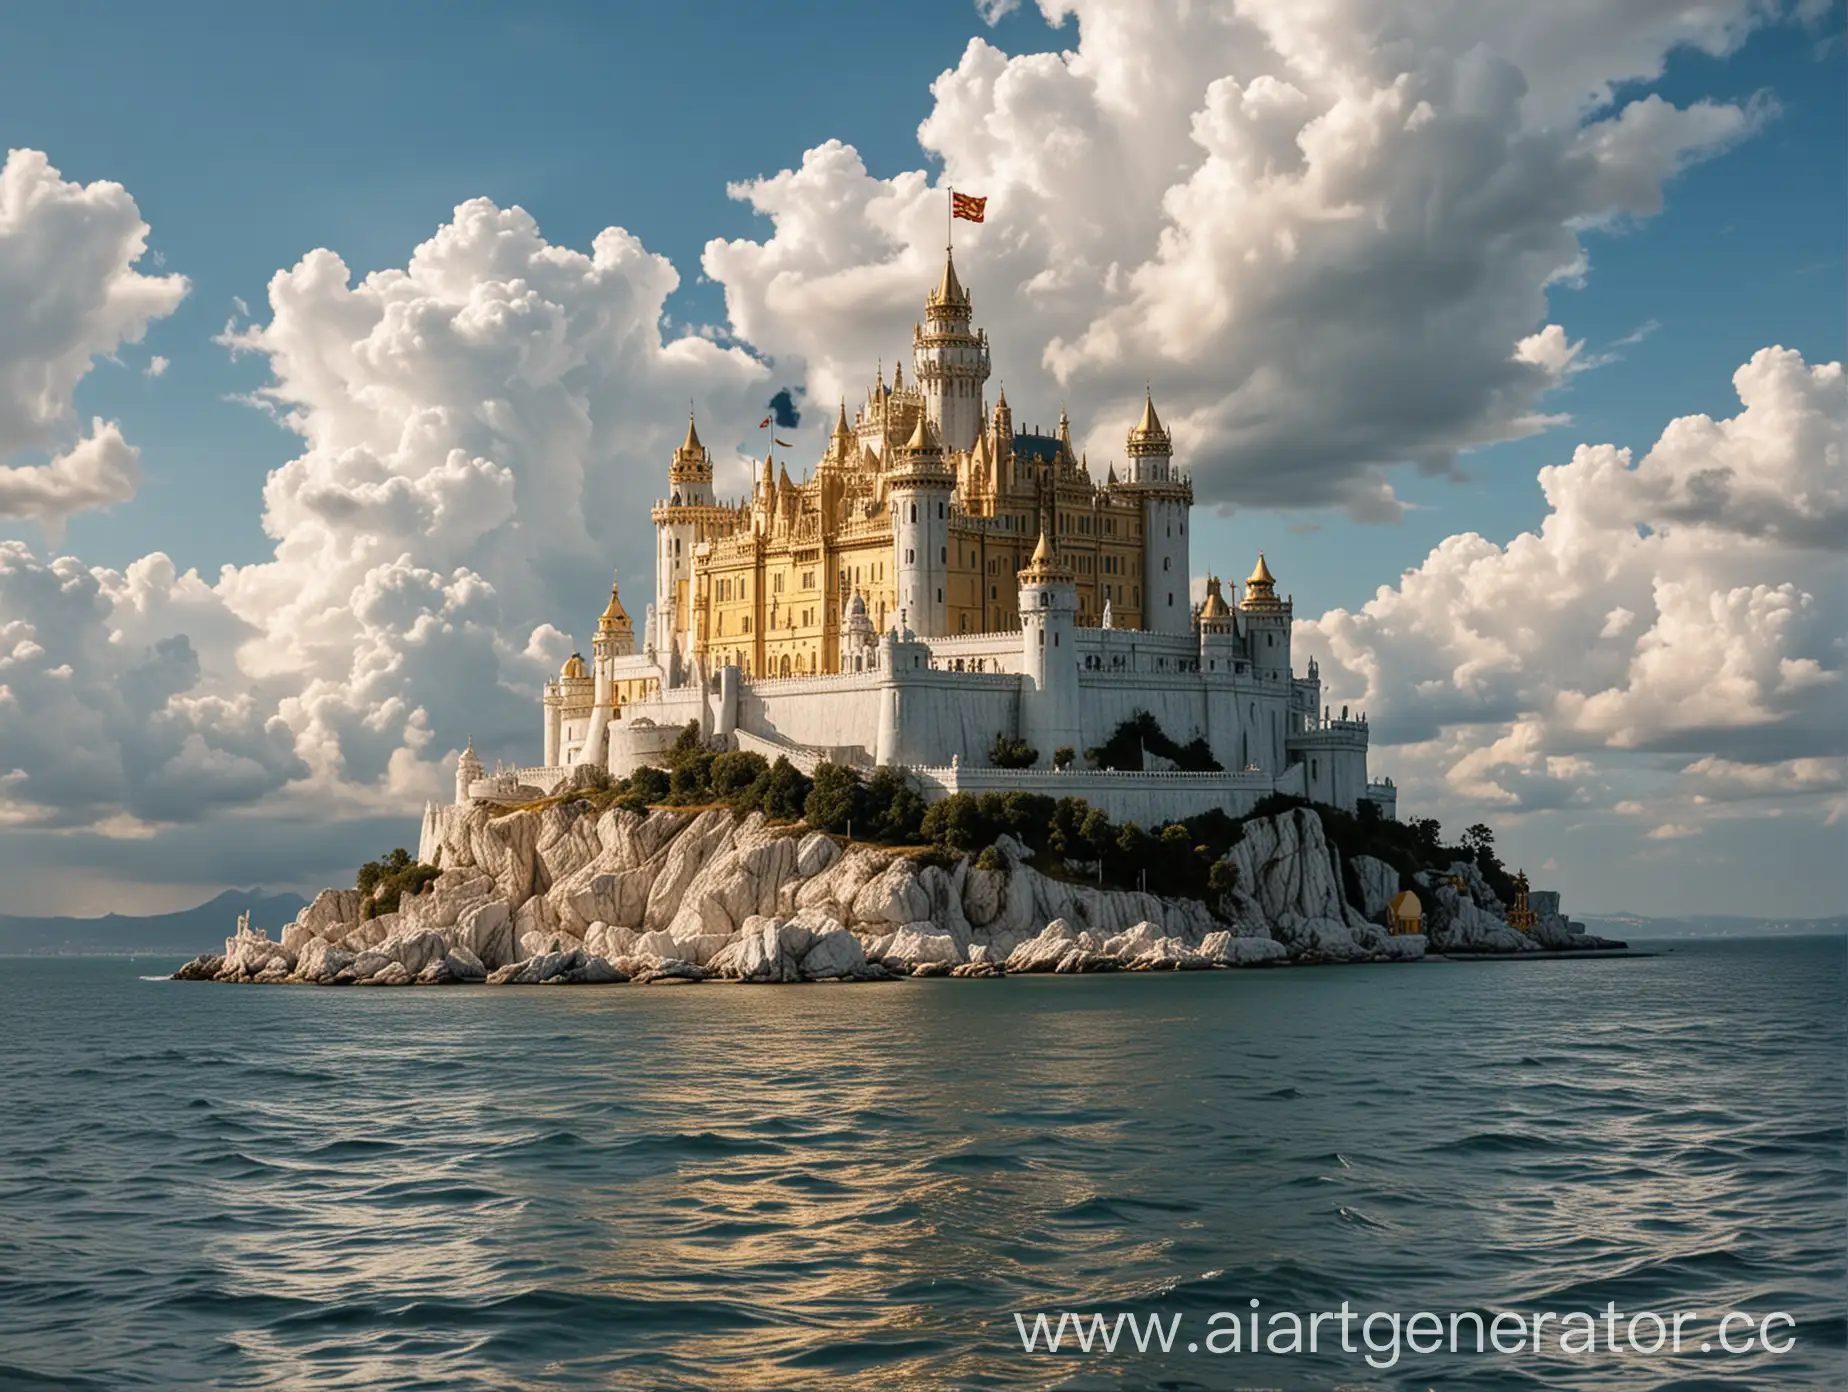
[455,737,483,805]
[1017,532,1080,767]
[1241,551,1292,681]
[913,250,991,453]
[654,411,714,676]
[887,413,955,637]
[1124,390,1191,635]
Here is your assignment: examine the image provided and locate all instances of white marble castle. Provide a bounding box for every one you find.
[459,255,1396,825]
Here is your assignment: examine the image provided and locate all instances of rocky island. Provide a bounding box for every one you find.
[174,777,1622,987]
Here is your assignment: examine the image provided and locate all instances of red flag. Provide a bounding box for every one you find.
[951,192,986,223]
[758,416,772,428]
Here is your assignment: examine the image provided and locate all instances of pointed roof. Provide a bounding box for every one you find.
[928,249,969,307]
[598,577,632,633]
[1200,575,1231,619]
[1030,530,1052,566]
[833,399,852,439]
[1134,389,1163,438]
[679,411,703,455]
[1240,552,1284,611]
[760,448,776,491]
[903,412,933,452]
[460,735,480,765]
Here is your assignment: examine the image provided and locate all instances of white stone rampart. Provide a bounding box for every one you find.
[907,764,1276,824]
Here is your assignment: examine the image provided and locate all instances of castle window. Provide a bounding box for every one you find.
[941,546,947,563]
[1163,557,1171,572]
[910,504,918,523]
[938,502,945,519]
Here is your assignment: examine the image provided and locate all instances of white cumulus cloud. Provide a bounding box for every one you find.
[703,0,1771,522]
[1300,346,1845,824]
[0,149,187,533]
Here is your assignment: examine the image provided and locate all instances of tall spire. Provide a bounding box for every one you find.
[928,247,969,309]
[680,410,702,455]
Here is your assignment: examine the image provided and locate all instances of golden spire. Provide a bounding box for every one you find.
[1200,574,1231,619]
[597,577,632,634]
[1030,530,1052,566]
[834,399,851,440]
[1134,389,1163,438]
[928,248,969,308]
[1240,552,1283,611]
[680,410,702,455]
[904,411,933,452]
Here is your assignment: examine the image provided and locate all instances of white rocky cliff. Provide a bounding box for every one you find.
[174,804,1620,986]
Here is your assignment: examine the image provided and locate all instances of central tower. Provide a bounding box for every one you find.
[913,251,991,453]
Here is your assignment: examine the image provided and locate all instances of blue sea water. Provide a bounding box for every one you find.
[0,938,1842,1391]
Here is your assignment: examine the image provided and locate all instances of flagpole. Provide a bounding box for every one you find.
[947,185,953,258]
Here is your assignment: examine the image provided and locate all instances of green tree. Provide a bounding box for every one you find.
[922,792,989,853]
[988,732,1039,769]
[1052,745,1075,770]
[761,756,812,821]
[805,761,863,834]
[709,750,769,802]
[1462,823,1495,855]
[356,848,440,919]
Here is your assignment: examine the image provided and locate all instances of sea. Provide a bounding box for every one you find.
[0,936,1842,1391]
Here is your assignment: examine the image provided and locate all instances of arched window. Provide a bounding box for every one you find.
[1163,557,1171,571]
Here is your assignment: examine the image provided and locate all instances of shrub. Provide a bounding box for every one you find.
[1085,710,1222,772]
[356,848,440,919]
[761,756,812,821]
[863,766,927,843]
[805,761,863,834]
[709,750,769,803]
[921,791,989,854]
[627,765,670,806]
[988,732,1039,769]
[1052,745,1075,770]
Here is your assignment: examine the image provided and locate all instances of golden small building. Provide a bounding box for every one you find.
[1388,889,1423,936]
[1506,871,1536,933]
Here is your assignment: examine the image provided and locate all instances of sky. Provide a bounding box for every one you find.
[0,0,1841,918]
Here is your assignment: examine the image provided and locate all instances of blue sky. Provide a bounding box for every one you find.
[0,1,1841,917]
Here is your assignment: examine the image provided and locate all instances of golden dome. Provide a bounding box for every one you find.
[1248,552,1276,588]
[903,412,935,452]
[560,652,587,679]
[1200,575,1231,619]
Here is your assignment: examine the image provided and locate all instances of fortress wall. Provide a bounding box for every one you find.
[907,765,1274,824]
[885,676,1021,767]
[742,679,887,761]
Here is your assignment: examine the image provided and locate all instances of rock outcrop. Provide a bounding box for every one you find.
[176,802,1619,987]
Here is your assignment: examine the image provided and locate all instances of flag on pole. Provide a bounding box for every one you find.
[951,192,987,223]
[758,416,772,428]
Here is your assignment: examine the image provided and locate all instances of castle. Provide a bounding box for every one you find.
[458,254,1396,825]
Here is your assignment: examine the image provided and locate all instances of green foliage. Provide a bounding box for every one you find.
[1461,823,1495,854]
[356,847,440,919]
[973,845,1005,871]
[760,756,812,821]
[1407,816,1442,853]
[864,766,927,843]
[1085,710,1222,772]
[1052,745,1076,770]
[627,765,670,806]
[709,750,769,803]
[805,761,863,834]
[988,732,1039,769]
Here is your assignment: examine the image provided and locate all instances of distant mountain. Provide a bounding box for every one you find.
[1579,913,1848,939]
[0,889,308,955]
